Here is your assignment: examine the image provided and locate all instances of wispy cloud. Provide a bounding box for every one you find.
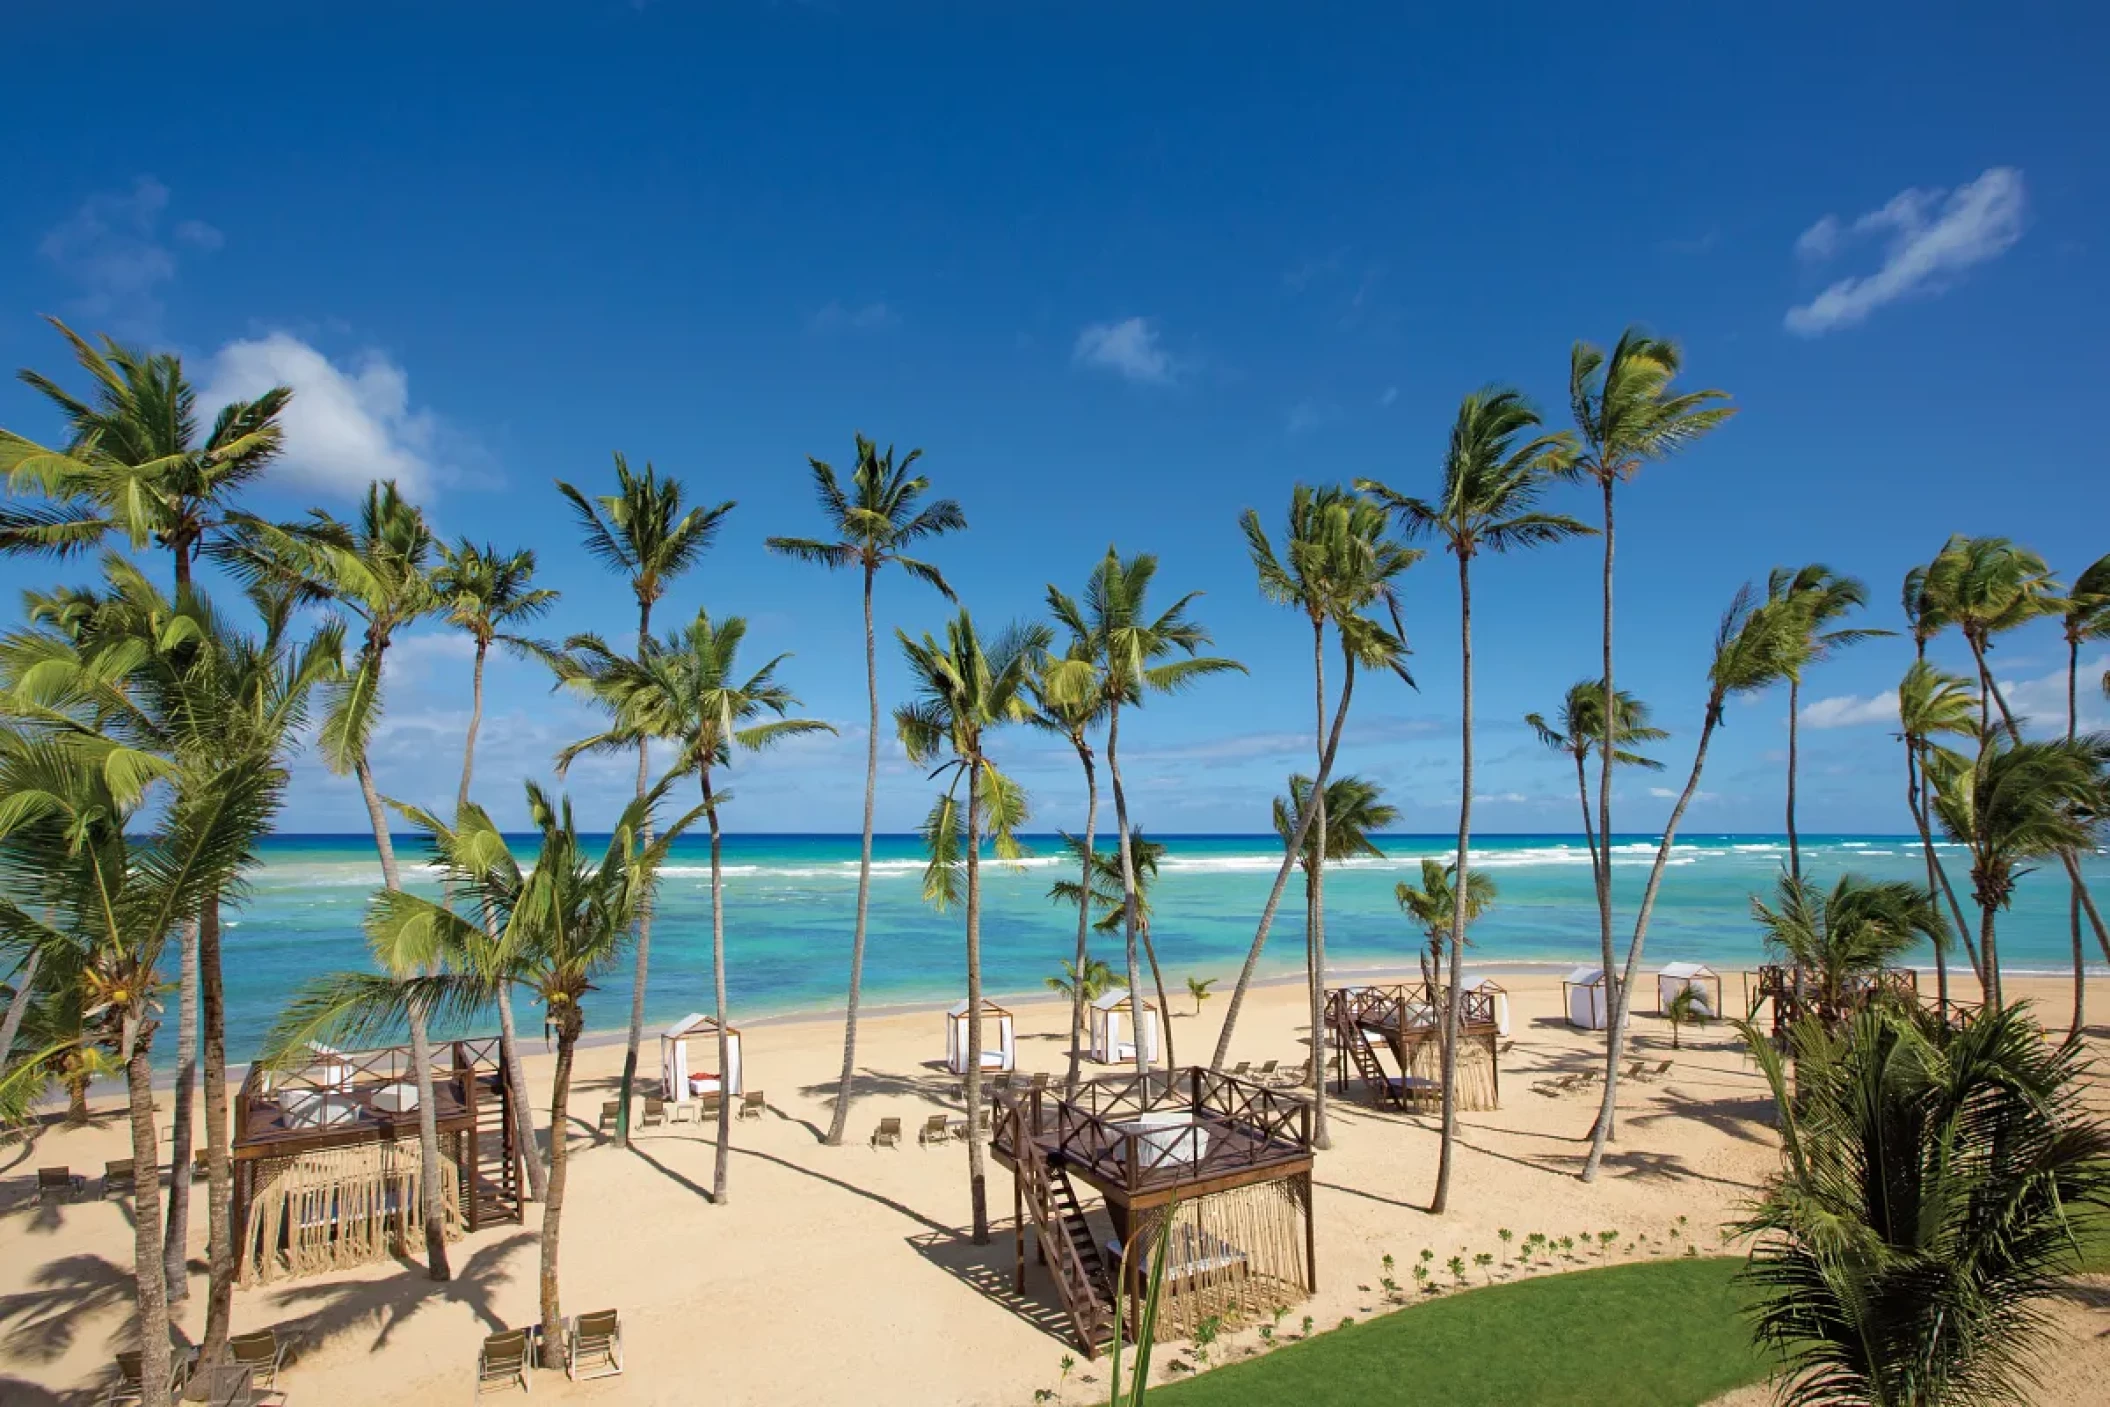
[1073,316,1175,385]
[1998,654,2110,734]
[1785,167,2025,335]
[1377,386,1399,407]
[1286,398,1340,434]
[1799,691,1899,730]
[38,177,222,336]
[810,299,895,332]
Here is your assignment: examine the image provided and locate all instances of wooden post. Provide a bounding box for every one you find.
[1014,1173,1026,1294]
[1303,1170,1318,1292]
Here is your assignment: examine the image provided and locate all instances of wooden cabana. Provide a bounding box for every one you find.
[944,999,1016,1075]
[231,1037,521,1285]
[661,1012,744,1100]
[1747,964,1975,1039]
[1655,962,1723,1018]
[1324,982,1501,1111]
[1087,989,1162,1064]
[992,1068,1315,1357]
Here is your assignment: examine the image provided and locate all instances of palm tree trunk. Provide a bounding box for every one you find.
[1065,743,1098,1097]
[539,1023,579,1366]
[1593,478,1620,1129]
[1433,556,1472,1214]
[1910,742,1985,985]
[1907,749,1952,1022]
[2069,636,2086,1036]
[1107,699,1150,1083]
[458,640,487,816]
[964,759,990,1245]
[198,899,236,1368]
[1574,753,1603,910]
[1786,678,1802,883]
[494,989,546,1201]
[1581,693,1722,1182]
[1210,659,1358,1069]
[163,919,198,1301]
[0,949,38,1064]
[356,753,450,1280]
[1139,921,1176,1071]
[67,1067,90,1126]
[827,564,880,1146]
[705,770,733,1204]
[1981,900,2003,1011]
[616,599,656,1150]
[124,1014,174,1407]
[1307,618,1331,1149]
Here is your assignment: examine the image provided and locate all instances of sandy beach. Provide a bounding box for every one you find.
[4,970,2106,1406]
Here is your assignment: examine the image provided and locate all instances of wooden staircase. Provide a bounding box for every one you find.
[1335,1012,1403,1109]
[465,1072,522,1230]
[1017,1137,1115,1354]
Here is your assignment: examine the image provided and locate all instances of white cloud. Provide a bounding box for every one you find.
[1799,691,1899,730]
[196,334,454,500]
[1785,167,2025,335]
[1073,317,1174,385]
[173,219,224,251]
[39,177,221,334]
[1648,786,1678,799]
[1998,654,2109,734]
[810,299,895,332]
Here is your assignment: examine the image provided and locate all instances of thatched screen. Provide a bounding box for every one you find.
[1396,1034,1499,1111]
[239,1133,464,1285]
[1122,1174,1311,1340]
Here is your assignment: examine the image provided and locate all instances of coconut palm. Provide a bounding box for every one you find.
[896,609,1047,1244]
[1360,385,1586,1211]
[1749,874,1944,1030]
[1925,734,2110,1010]
[1525,681,1668,916]
[557,611,832,1201]
[1394,859,1498,991]
[1045,956,1117,1004]
[0,318,291,589]
[1581,583,1796,1181]
[1556,329,1734,1114]
[1048,828,1180,1067]
[1049,550,1243,1085]
[1026,643,1110,1095]
[1216,489,1416,1130]
[1185,976,1215,1016]
[1767,565,1887,881]
[1736,1003,2110,1406]
[1895,660,1985,1019]
[2059,553,2110,1032]
[1660,985,1706,1052]
[268,781,697,1370]
[224,479,456,1276]
[555,453,733,1148]
[766,437,965,1145]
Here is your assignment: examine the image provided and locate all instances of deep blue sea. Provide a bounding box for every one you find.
[213,833,2107,1060]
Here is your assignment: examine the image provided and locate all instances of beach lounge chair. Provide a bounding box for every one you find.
[1623,1059,1647,1080]
[566,1310,623,1382]
[989,1072,1013,1095]
[228,1329,288,1390]
[109,1348,193,1406]
[104,1160,137,1197]
[696,1092,722,1121]
[1642,1059,1673,1079]
[1028,1071,1050,1093]
[1532,1074,1580,1097]
[1497,1039,1516,1056]
[1275,1059,1310,1087]
[195,1148,211,1174]
[738,1090,765,1120]
[641,1096,667,1127]
[476,1328,532,1395]
[669,1098,695,1123]
[917,1114,950,1147]
[598,1100,620,1133]
[1229,1061,1251,1078]
[1255,1059,1279,1080]
[870,1117,902,1149]
[951,1108,992,1141]
[38,1166,84,1203]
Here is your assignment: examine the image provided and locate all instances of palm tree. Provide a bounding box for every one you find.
[556,453,733,1148]
[2059,553,2110,1032]
[1749,874,1944,1029]
[1736,1003,2110,1406]
[1393,859,1497,991]
[1360,385,1585,1211]
[1925,734,2110,1011]
[1217,489,1416,1127]
[0,318,291,589]
[1048,828,1181,1066]
[1767,565,1886,881]
[226,479,456,1276]
[558,611,831,1201]
[1557,330,1733,1113]
[1660,986,1706,1051]
[1895,662,1986,1022]
[896,609,1047,1244]
[269,782,697,1370]
[1050,551,1243,1084]
[1525,681,1668,922]
[1581,583,1796,1181]
[1045,956,1117,1004]
[1027,644,1110,1095]
[766,438,965,1145]
[1185,976,1215,1016]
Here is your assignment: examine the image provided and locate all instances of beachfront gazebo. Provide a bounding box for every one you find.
[661,1013,745,1101]
[1324,983,1501,1111]
[1088,990,1162,1064]
[1656,962,1722,1018]
[1563,966,1615,1030]
[945,999,1016,1075]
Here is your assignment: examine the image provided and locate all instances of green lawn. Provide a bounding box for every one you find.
[1148,1257,1770,1407]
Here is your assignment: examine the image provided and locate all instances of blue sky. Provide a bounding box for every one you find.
[3,2,2105,836]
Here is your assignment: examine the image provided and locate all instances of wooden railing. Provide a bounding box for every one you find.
[995,1068,1313,1196]
[236,1037,506,1149]
[1326,983,1494,1035]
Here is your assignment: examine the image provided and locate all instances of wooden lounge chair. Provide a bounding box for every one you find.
[195,1148,211,1174]
[1642,1059,1673,1079]
[104,1160,137,1197]
[917,1114,950,1147]
[870,1116,902,1149]
[695,1092,722,1121]
[1229,1061,1251,1078]
[1623,1059,1648,1080]
[951,1108,992,1141]
[38,1166,84,1203]
[1497,1039,1516,1056]
[1532,1074,1580,1097]
[738,1090,765,1120]
[476,1328,532,1395]
[641,1096,667,1127]
[1027,1071,1050,1092]
[228,1329,288,1390]
[598,1100,621,1133]
[1255,1059,1279,1080]
[989,1072,1013,1095]
[566,1309,623,1382]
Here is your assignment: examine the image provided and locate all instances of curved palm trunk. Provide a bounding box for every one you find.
[1140,922,1176,1071]
[1581,692,1723,1182]
[459,640,487,816]
[827,564,881,1146]
[964,759,991,1244]
[539,1018,580,1365]
[357,754,450,1279]
[1307,619,1331,1148]
[1573,753,1603,913]
[2069,636,2086,1036]
[616,599,656,1150]
[0,949,39,1064]
[1066,744,1098,1097]
[198,900,236,1367]
[1785,678,1802,883]
[1433,557,1472,1213]
[705,771,734,1203]
[1910,741,1984,985]
[1211,660,1357,1069]
[164,919,198,1300]
[1593,479,1621,1133]
[1907,749,1952,1021]
[1106,699,1151,1083]
[123,1015,173,1407]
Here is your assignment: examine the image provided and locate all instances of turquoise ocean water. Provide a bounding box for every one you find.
[217,833,2108,1060]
